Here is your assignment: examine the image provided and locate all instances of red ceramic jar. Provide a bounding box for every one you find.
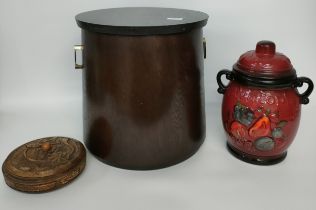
[217,41,313,165]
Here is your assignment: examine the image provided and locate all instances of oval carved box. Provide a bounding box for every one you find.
[2,137,86,193]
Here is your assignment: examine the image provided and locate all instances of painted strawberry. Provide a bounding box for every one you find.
[230,121,248,140]
[249,116,271,138]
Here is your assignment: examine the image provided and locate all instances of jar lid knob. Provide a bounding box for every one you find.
[255,40,276,55]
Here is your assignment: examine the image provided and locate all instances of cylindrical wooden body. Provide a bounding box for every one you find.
[82,28,205,169]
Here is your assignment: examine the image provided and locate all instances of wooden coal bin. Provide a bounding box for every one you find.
[75,7,209,170]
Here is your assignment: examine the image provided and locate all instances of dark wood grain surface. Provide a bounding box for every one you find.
[82,28,206,170]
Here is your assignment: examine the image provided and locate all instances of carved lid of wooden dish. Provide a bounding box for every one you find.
[2,137,86,193]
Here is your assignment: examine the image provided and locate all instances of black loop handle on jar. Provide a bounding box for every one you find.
[217,70,234,94]
[294,77,314,104]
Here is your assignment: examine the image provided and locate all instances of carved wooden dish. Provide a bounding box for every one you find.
[2,137,86,193]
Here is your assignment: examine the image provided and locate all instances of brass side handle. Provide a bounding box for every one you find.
[203,37,206,59]
[74,45,84,69]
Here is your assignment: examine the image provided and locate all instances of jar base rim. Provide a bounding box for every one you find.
[226,143,287,165]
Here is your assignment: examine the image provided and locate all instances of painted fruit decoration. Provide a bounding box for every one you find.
[230,102,287,152]
[217,40,313,164]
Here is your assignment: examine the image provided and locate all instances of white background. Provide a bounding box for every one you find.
[0,0,316,210]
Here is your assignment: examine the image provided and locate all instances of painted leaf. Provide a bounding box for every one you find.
[254,137,275,151]
[234,105,254,126]
[277,120,288,128]
[272,127,283,138]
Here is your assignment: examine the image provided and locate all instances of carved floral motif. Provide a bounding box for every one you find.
[2,137,86,192]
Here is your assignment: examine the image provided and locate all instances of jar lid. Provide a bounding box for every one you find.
[232,41,297,87]
[75,7,209,35]
[2,137,86,193]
